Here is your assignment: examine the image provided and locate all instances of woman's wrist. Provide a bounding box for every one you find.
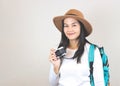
[54,65,60,74]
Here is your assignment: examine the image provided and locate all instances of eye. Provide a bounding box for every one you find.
[72,24,77,27]
[64,24,68,27]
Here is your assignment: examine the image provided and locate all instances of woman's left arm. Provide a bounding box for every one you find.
[93,47,105,86]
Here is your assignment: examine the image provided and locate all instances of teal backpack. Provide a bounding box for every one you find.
[88,44,110,86]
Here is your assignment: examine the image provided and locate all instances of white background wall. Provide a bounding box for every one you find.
[0,0,120,86]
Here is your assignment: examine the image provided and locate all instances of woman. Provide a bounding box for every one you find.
[49,9,105,86]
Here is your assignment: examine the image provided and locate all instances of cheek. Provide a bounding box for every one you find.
[78,26,81,34]
[75,28,80,35]
[78,29,81,35]
[63,28,67,34]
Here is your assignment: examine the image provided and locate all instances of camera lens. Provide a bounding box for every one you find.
[55,47,66,58]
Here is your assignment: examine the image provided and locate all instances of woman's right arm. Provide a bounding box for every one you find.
[49,64,59,86]
[49,48,61,86]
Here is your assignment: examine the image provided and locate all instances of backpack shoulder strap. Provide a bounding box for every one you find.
[88,44,95,86]
[99,47,109,67]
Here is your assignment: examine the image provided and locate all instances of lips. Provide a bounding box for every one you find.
[67,32,75,35]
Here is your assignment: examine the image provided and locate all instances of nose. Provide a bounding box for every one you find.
[67,26,73,31]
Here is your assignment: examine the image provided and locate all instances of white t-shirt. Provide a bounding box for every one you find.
[49,43,105,86]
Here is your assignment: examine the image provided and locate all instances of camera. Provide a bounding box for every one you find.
[55,47,66,58]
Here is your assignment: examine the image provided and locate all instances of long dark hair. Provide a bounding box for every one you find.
[58,20,90,63]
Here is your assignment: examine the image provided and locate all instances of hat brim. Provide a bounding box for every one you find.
[53,15,92,37]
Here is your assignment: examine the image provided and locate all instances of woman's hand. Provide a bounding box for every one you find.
[49,48,61,74]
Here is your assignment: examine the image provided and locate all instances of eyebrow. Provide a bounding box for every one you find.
[72,22,79,24]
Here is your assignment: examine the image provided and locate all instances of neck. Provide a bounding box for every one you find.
[68,40,79,49]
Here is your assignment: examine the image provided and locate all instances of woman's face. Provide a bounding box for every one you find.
[63,17,80,41]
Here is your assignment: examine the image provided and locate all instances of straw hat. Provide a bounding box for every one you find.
[53,9,92,36]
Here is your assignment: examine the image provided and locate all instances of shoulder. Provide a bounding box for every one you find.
[86,43,101,55]
[85,42,102,54]
[85,42,91,50]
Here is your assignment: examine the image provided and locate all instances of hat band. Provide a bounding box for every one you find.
[67,14,77,16]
